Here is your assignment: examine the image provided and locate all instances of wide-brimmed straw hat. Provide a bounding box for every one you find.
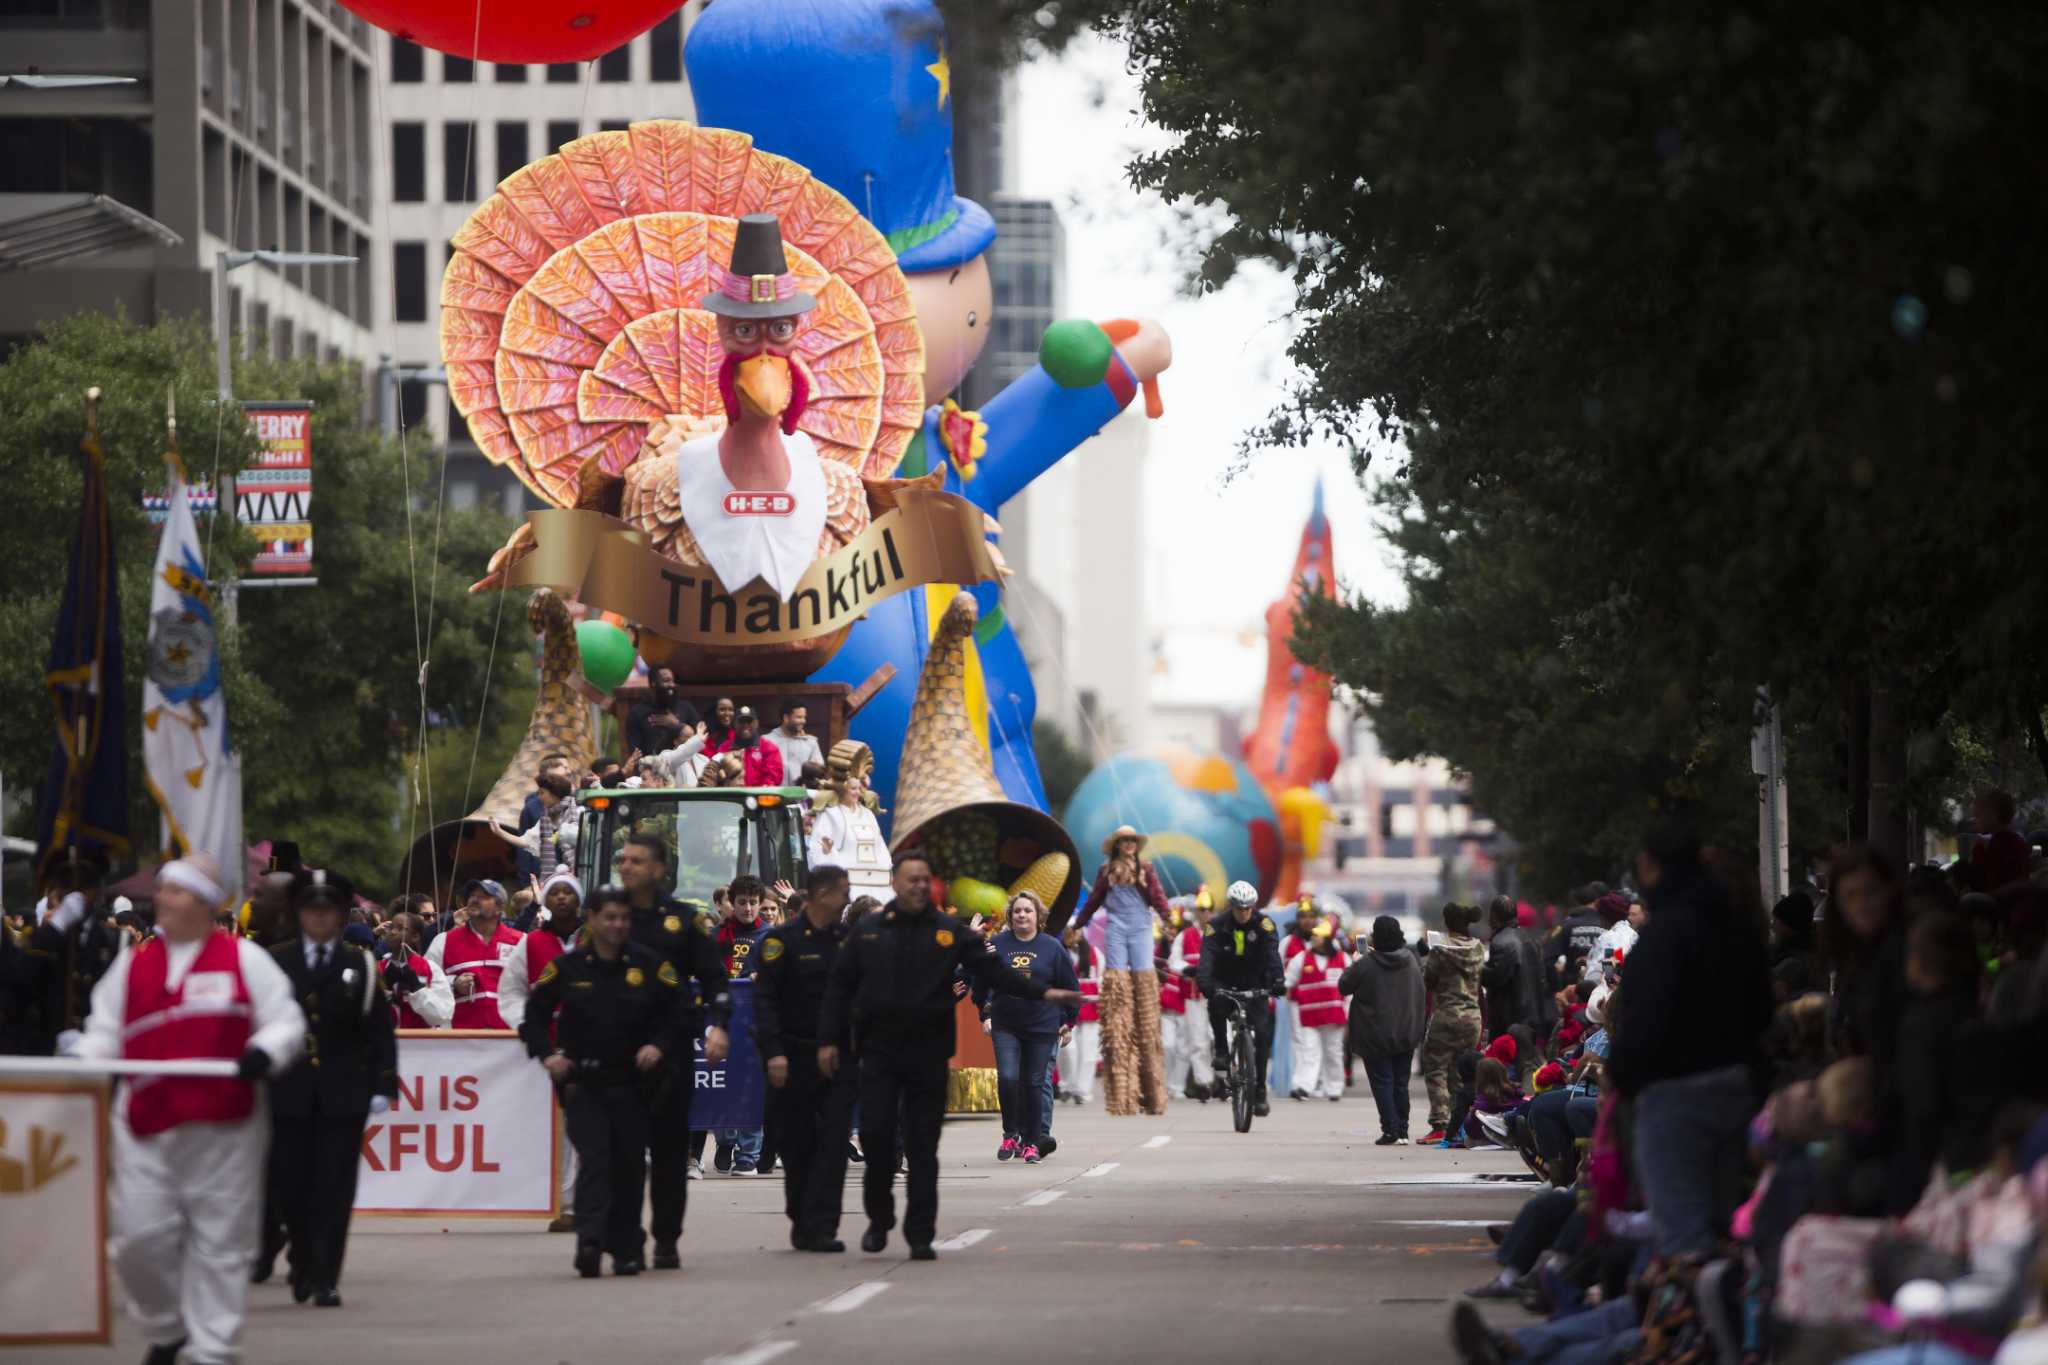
[1099,824,1148,857]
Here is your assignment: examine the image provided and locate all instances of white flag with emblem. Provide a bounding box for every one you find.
[142,463,243,905]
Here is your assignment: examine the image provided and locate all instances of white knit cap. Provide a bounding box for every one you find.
[157,852,226,907]
[539,871,584,903]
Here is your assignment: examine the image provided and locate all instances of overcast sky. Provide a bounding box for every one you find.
[1011,35,1404,706]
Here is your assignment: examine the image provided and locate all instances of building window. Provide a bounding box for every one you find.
[600,119,630,133]
[649,15,682,81]
[495,121,529,183]
[393,240,428,322]
[443,54,474,83]
[597,43,630,82]
[390,37,423,83]
[399,378,431,431]
[446,392,473,446]
[494,63,527,82]
[443,121,476,201]
[546,119,578,152]
[391,121,425,202]
[545,62,578,83]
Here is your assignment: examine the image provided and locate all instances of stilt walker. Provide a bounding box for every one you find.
[1073,826,1171,1116]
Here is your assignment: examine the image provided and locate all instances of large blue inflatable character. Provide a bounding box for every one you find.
[686,0,1172,821]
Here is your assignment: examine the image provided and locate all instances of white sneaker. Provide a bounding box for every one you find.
[1394,1137,1411,1146]
[687,1158,705,1181]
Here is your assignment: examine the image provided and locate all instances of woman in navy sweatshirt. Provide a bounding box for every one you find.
[979,891,1081,1164]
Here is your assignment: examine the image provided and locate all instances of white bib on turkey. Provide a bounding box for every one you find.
[673,429,829,601]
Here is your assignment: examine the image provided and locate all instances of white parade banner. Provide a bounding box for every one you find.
[0,1079,111,1345]
[355,1032,558,1218]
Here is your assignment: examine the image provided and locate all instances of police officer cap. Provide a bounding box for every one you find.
[292,866,355,912]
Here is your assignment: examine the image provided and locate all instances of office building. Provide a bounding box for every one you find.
[0,0,376,367]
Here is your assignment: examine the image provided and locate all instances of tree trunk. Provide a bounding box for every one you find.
[1866,676,1911,869]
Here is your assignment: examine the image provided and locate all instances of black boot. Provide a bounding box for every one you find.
[141,1340,185,1365]
[860,1225,888,1254]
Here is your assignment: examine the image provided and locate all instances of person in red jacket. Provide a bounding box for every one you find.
[427,879,525,1029]
[733,706,786,788]
[74,853,307,1365]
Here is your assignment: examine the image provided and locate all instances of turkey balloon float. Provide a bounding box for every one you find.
[386,0,1170,921]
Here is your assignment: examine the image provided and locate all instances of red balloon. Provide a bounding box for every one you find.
[335,1,680,64]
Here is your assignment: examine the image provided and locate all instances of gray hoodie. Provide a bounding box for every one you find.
[1338,948,1427,1057]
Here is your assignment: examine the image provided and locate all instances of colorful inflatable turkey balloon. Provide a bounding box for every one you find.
[684,0,1173,818]
[334,1,678,63]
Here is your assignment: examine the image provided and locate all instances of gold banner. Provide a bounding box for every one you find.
[503,489,1001,645]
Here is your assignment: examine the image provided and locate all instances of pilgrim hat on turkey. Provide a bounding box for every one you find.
[699,214,818,320]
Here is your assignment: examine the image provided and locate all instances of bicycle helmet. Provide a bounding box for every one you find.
[1226,880,1259,909]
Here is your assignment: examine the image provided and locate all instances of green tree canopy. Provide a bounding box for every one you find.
[1097,1,2048,880]
[1,315,531,895]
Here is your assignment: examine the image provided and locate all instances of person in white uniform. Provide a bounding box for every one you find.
[806,766,890,900]
[73,852,306,1365]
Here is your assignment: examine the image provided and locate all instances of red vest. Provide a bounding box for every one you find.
[1072,947,1100,1024]
[1159,960,1186,1014]
[441,922,523,1029]
[392,950,437,1029]
[526,928,567,980]
[1291,948,1348,1029]
[1177,926,1205,1003]
[123,931,255,1137]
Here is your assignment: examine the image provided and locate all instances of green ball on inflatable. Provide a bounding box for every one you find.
[947,876,1008,921]
[575,619,637,692]
[1039,319,1114,390]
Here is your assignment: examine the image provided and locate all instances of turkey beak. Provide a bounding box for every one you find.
[734,354,792,420]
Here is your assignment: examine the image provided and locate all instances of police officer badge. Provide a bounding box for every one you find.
[934,929,954,947]
[663,914,683,934]
[761,938,785,962]
[626,966,646,987]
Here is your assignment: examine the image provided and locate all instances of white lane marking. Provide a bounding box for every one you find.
[1376,1219,1500,1228]
[1020,1188,1066,1207]
[814,1282,892,1314]
[706,1342,800,1365]
[1142,1135,1172,1149]
[1081,1161,1119,1178]
[935,1227,991,1251]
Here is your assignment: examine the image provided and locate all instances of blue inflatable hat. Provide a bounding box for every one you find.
[685,0,998,273]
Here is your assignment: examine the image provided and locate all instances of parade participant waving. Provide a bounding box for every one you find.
[819,852,1079,1261]
[979,891,1081,1164]
[1073,826,1172,1116]
[426,878,524,1029]
[1285,923,1350,1101]
[264,869,397,1308]
[519,885,691,1279]
[73,852,306,1365]
[1198,881,1285,1118]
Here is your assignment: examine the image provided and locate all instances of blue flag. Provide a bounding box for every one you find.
[35,425,130,879]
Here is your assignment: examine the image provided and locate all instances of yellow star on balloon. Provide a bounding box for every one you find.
[926,46,951,109]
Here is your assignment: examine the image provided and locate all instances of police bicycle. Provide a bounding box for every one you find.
[1211,987,1268,1133]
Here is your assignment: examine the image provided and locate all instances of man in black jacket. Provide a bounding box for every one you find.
[520,885,691,1278]
[1605,824,1772,1259]
[818,852,1076,1261]
[752,864,854,1252]
[265,869,398,1308]
[1197,881,1286,1116]
[1479,896,1548,1087]
[617,832,732,1269]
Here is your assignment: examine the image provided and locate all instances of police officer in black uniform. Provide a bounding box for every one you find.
[519,883,690,1278]
[1198,881,1286,1118]
[615,829,732,1269]
[819,851,1079,1261]
[265,868,398,1307]
[752,863,855,1252]
[27,848,122,1045]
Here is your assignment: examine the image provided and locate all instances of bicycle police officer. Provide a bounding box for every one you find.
[1198,880,1285,1118]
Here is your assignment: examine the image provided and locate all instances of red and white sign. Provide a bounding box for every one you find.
[354,1032,557,1218]
[722,490,795,516]
[239,401,314,576]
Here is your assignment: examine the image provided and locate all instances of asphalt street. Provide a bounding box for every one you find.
[27,1075,1539,1364]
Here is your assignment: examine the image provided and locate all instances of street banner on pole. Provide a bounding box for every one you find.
[0,1079,110,1346]
[239,402,314,576]
[143,460,243,904]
